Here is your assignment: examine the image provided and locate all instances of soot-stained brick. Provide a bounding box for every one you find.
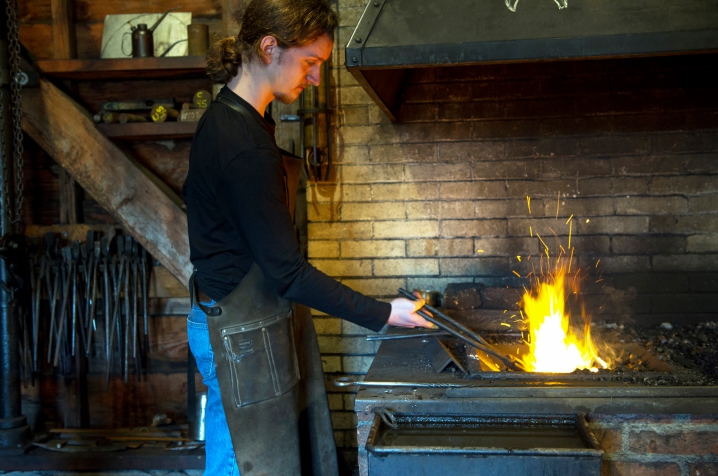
[443,282,485,310]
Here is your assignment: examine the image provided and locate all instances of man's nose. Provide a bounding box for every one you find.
[307,66,321,86]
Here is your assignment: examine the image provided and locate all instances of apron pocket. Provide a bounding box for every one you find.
[220,311,300,407]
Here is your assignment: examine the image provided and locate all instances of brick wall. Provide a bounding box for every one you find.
[321,0,718,467]
[589,414,718,476]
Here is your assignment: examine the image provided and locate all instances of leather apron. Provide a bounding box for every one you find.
[190,93,339,476]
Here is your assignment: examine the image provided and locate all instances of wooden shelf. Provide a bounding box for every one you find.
[96,121,198,140]
[35,56,207,81]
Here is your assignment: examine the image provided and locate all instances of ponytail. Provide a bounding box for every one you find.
[206,37,243,84]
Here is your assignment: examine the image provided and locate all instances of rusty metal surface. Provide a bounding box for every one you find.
[365,413,603,476]
[354,338,718,415]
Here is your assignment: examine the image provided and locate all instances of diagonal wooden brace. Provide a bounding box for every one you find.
[22,77,192,287]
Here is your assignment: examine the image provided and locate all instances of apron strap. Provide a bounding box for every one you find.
[189,271,222,316]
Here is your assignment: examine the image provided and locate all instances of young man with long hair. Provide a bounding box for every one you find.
[183,1,433,474]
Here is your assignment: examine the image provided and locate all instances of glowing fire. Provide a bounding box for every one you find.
[520,268,610,373]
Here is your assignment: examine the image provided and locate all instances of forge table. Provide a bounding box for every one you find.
[352,337,718,476]
[354,336,718,418]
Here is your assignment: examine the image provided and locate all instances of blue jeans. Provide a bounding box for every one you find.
[187,303,240,476]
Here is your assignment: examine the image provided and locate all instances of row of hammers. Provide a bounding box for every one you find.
[20,231,151,389]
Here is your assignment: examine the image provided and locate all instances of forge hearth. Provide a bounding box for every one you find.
[349,319,718,476]
[451,319,718,387]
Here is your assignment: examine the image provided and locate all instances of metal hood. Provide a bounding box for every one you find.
[345,0,718,121]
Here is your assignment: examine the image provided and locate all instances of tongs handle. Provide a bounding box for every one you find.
[398,288,490,347]
[398,288,526,372]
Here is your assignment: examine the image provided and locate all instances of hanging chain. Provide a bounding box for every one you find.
[3,0,24,225]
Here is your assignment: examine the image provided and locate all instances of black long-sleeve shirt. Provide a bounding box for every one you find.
[182,87,390,332]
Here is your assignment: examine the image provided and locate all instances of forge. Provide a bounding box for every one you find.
[348,317,718,475]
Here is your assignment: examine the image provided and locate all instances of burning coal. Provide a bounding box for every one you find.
[515,195,613,373]
[519,267,610,373]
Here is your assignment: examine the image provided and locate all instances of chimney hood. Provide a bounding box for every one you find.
[345,0,718,122]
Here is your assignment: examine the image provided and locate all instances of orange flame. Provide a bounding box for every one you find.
[520,267,610,373]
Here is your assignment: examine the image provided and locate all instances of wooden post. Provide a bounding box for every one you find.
[58,170,82,224]
[221,0,245,37]
[51,0,77,60]
[52,0,81,224]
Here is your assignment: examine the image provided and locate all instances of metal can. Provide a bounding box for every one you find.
[187,24,210,56]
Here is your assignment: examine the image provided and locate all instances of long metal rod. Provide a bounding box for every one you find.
[323,60,332,181]
[333,377,465,388]
[398,288,526,371]
[367,331,450,341]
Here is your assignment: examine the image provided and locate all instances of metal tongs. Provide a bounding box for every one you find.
[399,288,527,371]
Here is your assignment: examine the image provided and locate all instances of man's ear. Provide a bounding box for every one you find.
[258,36,278,64]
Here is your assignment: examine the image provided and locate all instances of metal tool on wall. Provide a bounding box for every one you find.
[281,61,333,181]
[125,7,180,58]
[24,231,152,389]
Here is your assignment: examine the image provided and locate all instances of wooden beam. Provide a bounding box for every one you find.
[22,78,192,287]
[58,169,82,224]
[51,0,76,60]
[221,0,245,37]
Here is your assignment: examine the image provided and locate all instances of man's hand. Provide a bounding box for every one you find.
[387,297,437,328]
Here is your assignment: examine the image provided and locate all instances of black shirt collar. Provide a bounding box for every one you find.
[219,85,276,137]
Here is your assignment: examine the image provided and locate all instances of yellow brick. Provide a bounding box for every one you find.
[314,317,342,335]
[309,222,372,240]
[370,143,437,163]
[338,86,374,105]
[308,241,340,258]
[318,336,376,354]
[441,219,506,238]
[307,184,371,203]
[373,220,438,239]
[406,201,438,219]
[339,164,404,183]
[332,431,343,448]
[342,394,356,411]
[344,431,358,448]
[343,356,374,373]
[339,124,402,145]
[407,239,474,257]
[307,203,340,221]
[440,181,506,199]
[440,201,475,218]
[343,319,383,335]
[327,393,344,411]
[337,144,370,162]
[341,278,406,296]
[311,259,373,277]
[374,258,439,276]
[329,411,358,430]
[341,240,405,258]
[321,356,342,373]
[372,183,439,201]
[405,163,471,181]
[341,202,405,221]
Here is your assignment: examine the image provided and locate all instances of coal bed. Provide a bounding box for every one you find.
[352,321,718,420]
[456,320,718,387]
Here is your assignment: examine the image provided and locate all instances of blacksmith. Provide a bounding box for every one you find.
[182,0,434,474]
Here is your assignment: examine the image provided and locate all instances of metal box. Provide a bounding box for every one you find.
[366,413,603,476]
